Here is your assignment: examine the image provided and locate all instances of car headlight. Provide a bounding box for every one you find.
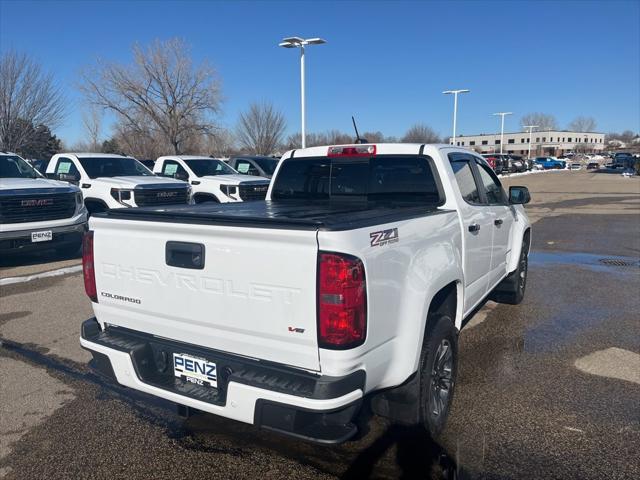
[220,184,238,197]
[110,188,133,205]
[75,192,83,205]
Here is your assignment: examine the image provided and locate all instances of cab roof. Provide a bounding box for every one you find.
[282,143,460,160]
[58,153,134,159]
[157,155,223,161]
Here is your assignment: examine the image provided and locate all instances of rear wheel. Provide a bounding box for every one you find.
[418,314,458,437]
[491,236,529,305]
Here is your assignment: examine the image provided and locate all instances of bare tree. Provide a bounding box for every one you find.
[401,124,441,143]
[568,116,597,132]
[0,50,66,152]
[204,128,237,158]
[81,38,221,154]
[236,102,286,155]
[82,106,102,151]
[361,131,385,143]
[520,112,558,131]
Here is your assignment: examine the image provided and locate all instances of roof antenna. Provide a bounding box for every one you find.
[352,116,368,144]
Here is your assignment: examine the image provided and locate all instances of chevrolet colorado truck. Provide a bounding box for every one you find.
[1,152,87,257]
[80,143,532,443]
[46,153,191,214]
[154,155,270,203]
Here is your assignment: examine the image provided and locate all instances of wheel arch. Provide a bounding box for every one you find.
[507,216,532,273]
[193,192,221,203]
[84,198,109,214]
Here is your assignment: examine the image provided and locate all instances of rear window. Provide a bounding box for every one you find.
[271,156,442,203]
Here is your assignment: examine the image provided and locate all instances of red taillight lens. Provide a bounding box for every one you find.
[82,231,97,302]
[327,145,376,157]
[318,252,367,349]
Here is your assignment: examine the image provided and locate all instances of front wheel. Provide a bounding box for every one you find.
[418,314,458,438]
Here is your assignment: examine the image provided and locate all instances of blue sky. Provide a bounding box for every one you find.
[1,0,639,145]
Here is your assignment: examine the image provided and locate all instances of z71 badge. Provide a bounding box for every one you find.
[370,228,399,247]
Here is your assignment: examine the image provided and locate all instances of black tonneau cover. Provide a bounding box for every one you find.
[100,200,450,231]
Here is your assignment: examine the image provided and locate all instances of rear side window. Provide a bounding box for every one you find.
[271,156,442,204]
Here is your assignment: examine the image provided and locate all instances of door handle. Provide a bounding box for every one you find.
[494,219,503,226]
[166,241,205,269]
[468,223,481,232]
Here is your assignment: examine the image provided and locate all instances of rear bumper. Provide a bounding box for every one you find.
[0,220,87,254]
[80,318,364,444]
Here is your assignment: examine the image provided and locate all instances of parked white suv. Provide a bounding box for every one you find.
[46,153,191,214]
[1,152,87,257]
[154,155,270,203]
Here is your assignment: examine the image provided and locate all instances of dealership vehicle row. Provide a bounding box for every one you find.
[1,147,637,262]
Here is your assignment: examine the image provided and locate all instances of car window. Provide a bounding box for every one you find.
[183,159,236,176]
[253,157,278,175]
[55,157,80,177]
[162,160,188,178]
[235,159,260,176]
[78,157,153,178]
[448,154,482,204]
[0,155,40,179]
[475,160,506,204]
[271,155,442,204]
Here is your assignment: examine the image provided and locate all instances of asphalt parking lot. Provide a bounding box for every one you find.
[1,169,639,479]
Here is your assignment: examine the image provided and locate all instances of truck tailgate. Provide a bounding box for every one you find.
[90,216,320,371]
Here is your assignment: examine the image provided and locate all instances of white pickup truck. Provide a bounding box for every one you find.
[46,153,191,214]
[154,155,270,203]
[80,143,531,443]
[1,152,87,257]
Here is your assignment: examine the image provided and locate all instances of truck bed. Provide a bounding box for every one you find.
[99,200,448,231]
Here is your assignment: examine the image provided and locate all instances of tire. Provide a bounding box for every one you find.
[418,314,458,438]
[491,237,529,305]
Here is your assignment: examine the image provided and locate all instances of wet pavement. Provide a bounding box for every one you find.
[0,171,639,479]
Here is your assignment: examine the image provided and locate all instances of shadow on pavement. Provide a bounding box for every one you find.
[341,424,459,479]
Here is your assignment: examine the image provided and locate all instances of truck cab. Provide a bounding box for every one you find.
[1,151,87,256]
[154,155,270,203]
[46,153,191,214]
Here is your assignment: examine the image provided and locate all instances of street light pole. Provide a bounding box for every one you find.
[443,89,470,145]
[300,45,305,148]
[523,125,538,159]
[279,36,326,149]
[493,112,513,154]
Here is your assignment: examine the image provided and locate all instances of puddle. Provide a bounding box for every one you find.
[529,251,640,274]
[523,305,610,353]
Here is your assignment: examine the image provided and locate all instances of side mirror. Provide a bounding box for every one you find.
[59,173,80,184]
[174,172,189,181]
[509,186,531,205]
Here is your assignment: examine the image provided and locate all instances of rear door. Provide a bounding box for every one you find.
[91,217,321,371]
[448,153,494,313]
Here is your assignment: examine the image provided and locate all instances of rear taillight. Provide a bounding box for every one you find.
[327,145,376,157]
[82,231,97,302]
[318,252,367,349]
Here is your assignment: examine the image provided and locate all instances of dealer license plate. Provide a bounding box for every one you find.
[31,231,52,242]
[173,352,217,388]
